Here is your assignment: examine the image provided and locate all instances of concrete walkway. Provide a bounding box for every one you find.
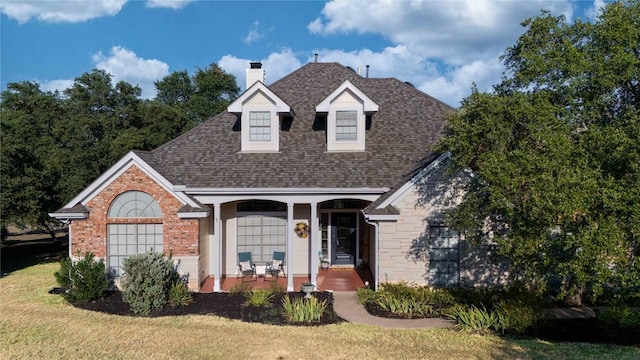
[332,291,453,329]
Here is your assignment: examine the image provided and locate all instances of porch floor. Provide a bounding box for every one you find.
[199,267,373,293]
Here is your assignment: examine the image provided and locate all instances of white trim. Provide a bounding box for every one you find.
[227,81,292,114]
[177,211,210,219]
[182,187,389,194]
[59,151,198,210]
[376,152,451,209]
[48,212,87,220]
[316,80,379,113]
[363,214,400,221]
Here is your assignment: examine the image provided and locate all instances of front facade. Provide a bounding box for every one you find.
[52,62,507,292]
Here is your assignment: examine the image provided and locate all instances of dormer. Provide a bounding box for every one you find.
[316,80,379,152]
[228,76,293,152]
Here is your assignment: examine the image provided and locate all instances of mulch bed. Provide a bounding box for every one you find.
[363,302,639,346]
[69,290,345,326]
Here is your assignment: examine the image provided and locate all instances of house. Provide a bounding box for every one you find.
[51,61,508,292]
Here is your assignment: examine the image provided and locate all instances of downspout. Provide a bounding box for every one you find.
[362,212,379,290]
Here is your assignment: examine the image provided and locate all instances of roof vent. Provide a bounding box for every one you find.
[366,65,370,78]
[314,53,318,63]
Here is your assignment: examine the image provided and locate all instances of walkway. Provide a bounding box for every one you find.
[332,291,453,329]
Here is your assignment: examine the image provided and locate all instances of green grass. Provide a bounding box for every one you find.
[1,263,639,359]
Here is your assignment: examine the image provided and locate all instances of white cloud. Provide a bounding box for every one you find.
[243,21,271,45]
[92,46,170,99]
[39,79,75,95]
[0,0,127,24]
[219,49,302,90]
[309,0,574,66]
[584,0,606,19]
[145,0,193,10]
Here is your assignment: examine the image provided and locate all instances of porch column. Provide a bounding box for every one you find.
[212,203,222,292]
[286,202,294,292]
[310,202,318,286]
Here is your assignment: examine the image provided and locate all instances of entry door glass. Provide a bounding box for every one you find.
[331,213,357,265]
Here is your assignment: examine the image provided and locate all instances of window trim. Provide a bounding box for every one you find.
[428,225,461,287]
[249,111,271,142]
[335,110,358,141]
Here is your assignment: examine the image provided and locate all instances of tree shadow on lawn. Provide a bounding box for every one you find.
[1,231,68,276]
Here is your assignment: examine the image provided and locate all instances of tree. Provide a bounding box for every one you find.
[154,63,239,127]
[439,1,639,303]
[0,82,64,238]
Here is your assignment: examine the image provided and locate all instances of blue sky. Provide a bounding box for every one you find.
[1,0,606,107]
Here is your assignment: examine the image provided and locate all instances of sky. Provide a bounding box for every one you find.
[1,0,607,107]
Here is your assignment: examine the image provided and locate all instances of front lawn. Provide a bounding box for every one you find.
[1,262,639,359]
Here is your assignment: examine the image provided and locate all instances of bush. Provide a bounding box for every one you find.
[281,296,327,323]
[597,305,640,329]
[364,282,456,318]
[121,251,181,315]
[356,286,377,305]
[168,280,193,307]
[494,299,539,335]
[54,253,109,303]
[243,289,276,308]
[446,305,508,334]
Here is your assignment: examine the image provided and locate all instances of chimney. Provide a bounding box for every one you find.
[246,62,265,88]
[314,53,318,63]
[365,65,370,78]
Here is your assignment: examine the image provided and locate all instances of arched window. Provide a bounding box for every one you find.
[108,191,163,218]
[107,191,163,277]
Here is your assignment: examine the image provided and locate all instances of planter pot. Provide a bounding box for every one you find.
[301,284,315,299]
[320,261,329,270]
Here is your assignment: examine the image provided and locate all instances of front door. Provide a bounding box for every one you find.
[331,213,357,265]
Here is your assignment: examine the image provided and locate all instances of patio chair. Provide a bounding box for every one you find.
[237,251,257,282]
[264,251,286,282]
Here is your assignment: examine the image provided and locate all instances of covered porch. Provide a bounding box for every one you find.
[199,267,373,293]
[195,193,382,293]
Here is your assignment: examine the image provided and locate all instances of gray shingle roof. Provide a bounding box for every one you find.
[147,62,453,189]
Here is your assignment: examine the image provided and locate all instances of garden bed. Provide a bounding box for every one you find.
[70,290,344,326]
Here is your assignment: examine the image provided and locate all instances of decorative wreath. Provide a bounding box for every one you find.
[294,222,310,239]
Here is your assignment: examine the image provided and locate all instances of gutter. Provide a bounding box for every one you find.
[176,186,390,195]
[362,212,380,290]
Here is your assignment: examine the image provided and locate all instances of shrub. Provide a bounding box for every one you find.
[281,296,327,323]
[356,286,377,305]
[446,305,508,334]
[243,289,276,308]
[597,305,640,329]
[54,253,109,303]
[494,299,539,335]
[367,282,455,318]
[168,280,193,307]
[121,251,181,315]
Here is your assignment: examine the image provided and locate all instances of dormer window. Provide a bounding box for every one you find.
[336,110,357,141]
[316,80,379,152]
[228,80,293,152]
[249,111,271,141]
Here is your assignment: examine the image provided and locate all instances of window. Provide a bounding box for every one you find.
[249,111,271,142]
[108,191,162,218]
[428,226,460,287]
[107,191,163,276]
[237,201,286,263]
[335,110,357,141]
[108,224,163,277]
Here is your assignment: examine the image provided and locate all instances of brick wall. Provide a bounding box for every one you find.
[70,164,199,258]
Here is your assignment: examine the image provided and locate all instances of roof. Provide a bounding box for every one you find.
[143,62,453,189]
